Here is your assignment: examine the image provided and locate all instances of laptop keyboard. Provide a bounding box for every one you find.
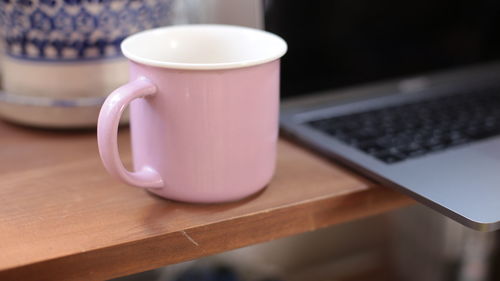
[308,90,500,164]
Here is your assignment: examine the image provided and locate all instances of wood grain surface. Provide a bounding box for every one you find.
[0,121,413,281]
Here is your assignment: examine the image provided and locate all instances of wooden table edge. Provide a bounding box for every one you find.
[0,186,413,281]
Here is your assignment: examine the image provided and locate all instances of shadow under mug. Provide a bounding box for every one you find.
[98,24,287,203]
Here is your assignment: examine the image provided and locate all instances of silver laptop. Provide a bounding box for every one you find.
[264,1,500,231]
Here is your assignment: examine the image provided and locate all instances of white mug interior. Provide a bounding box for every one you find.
[121,24,288,70]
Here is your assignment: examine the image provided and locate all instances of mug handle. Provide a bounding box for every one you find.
[97,77,163,189]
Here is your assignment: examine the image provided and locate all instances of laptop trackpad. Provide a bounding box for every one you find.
[389,138,500,225]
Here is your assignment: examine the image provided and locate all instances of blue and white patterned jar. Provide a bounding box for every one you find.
[0,0,175,128]
[0,0,174,61]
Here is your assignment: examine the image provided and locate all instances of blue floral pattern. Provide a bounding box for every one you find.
[0,0,174,61]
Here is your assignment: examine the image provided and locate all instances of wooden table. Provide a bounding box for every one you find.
[0,121,413,281]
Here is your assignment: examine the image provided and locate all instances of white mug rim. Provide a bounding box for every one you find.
[121,24,288,70]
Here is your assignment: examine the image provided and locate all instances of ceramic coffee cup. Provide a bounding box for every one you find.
[0,0,174,128]
[97,24,287,203]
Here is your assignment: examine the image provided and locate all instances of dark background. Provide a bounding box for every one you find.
[264,0,500,97]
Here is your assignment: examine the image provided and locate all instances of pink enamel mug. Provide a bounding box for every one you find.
[97,24,287,203]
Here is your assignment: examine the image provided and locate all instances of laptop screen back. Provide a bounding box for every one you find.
[264,0,500,98]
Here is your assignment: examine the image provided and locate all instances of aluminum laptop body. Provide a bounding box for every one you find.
[280,63,500,231]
